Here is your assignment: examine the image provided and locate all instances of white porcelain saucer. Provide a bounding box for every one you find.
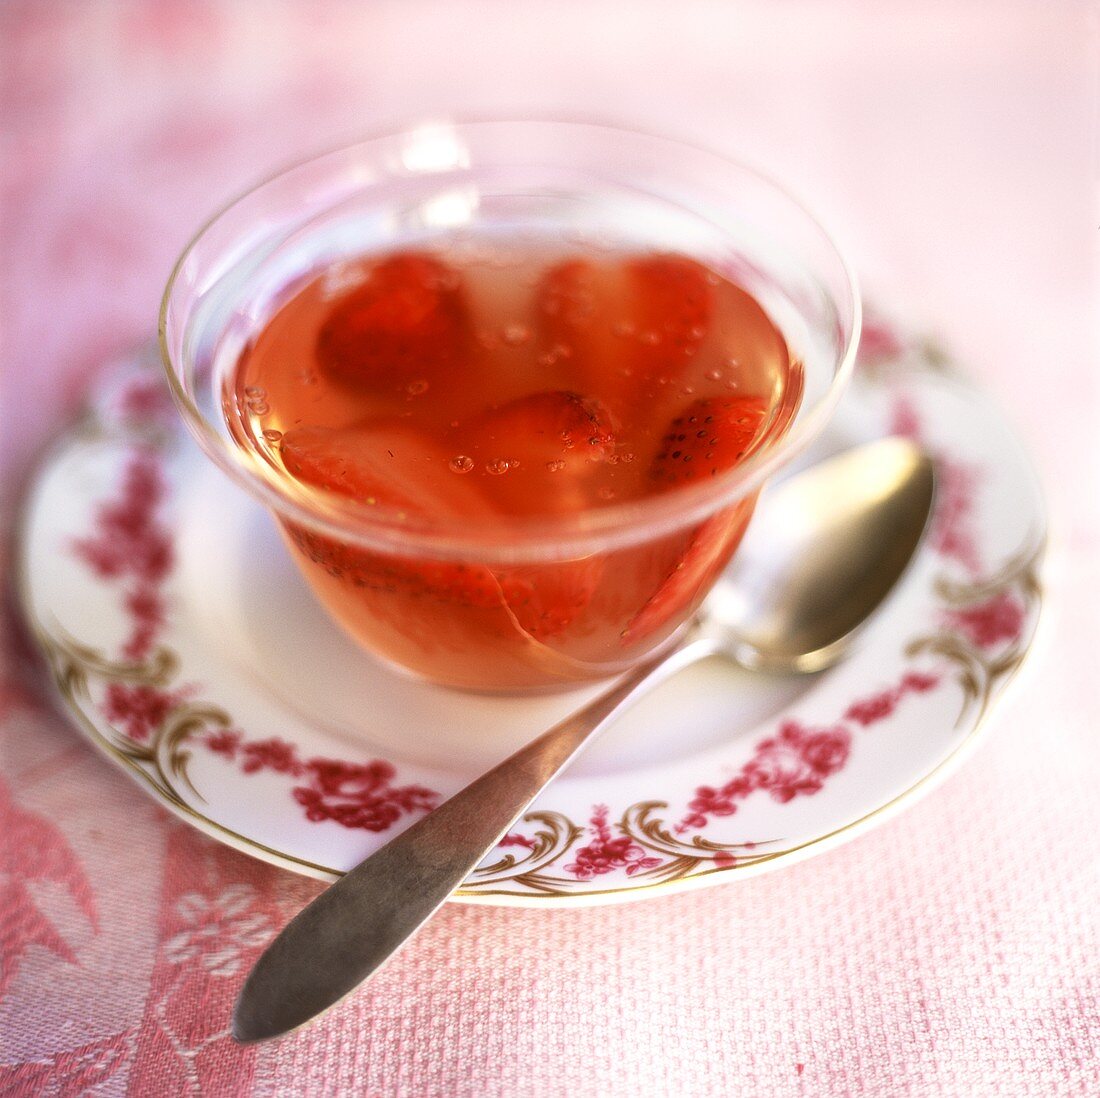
[18,322,1046,906]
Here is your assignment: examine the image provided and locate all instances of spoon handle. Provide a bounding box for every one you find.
[233,634,714,1043]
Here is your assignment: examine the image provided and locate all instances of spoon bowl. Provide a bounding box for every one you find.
[707,437,935,672]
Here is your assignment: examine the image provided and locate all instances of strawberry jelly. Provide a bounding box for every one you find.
[226,240,802,691]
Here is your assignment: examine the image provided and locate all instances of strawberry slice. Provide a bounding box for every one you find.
[459,389,613,630]
[280,421,497,519]
[315,251,468,388]
[280,421,508,607]
[625,253,713,375]
[624,393,769,644]
[621,502,754,645]
[537,258,597,334]
[288,519,602,640]
[536,253,715,413]
[649,395,769,491]
[497,558,604,640]
[471,389,615,467]
[535,258,621,403]
[459,389,617,515]
[284,523,501,604]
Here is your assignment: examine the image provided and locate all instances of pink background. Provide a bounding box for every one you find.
[1,2,1096,1094]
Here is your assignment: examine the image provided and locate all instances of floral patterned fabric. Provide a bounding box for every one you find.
[1,3,1096,1095]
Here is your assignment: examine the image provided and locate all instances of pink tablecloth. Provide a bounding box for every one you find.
[2,3,1096,1094]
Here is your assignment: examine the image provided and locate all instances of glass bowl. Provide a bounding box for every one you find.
[160,119,860,692]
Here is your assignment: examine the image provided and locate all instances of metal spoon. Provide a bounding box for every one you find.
[233,436,934,1044]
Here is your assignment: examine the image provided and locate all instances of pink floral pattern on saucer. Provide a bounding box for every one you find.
[18,321,1046,904]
